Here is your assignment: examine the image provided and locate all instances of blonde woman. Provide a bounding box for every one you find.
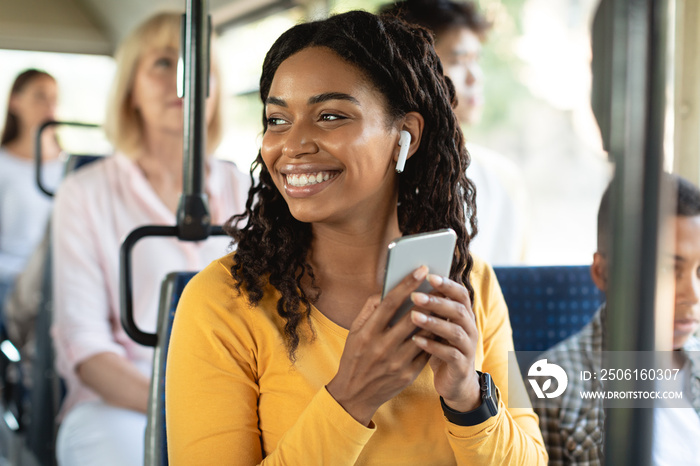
[51,12,250,465]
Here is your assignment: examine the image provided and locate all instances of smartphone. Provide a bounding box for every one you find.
[382,228,457,327]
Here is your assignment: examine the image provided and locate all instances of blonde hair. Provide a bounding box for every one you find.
[104,11,222,157]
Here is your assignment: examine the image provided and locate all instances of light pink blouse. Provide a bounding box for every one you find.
[51,152,250,416]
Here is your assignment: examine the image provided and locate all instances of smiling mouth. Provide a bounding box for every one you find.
[285,171,338,187]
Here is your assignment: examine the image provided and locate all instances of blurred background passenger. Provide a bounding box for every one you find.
[529,174,700,464]
[380,0,529,265]
[51,12,250,466]
[0,69,62,314]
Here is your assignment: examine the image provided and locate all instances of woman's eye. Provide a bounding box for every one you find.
[320,113,345,122]
[267,117,287,126]
[155,57,173,68]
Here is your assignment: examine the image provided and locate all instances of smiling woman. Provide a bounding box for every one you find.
[166,9,547,465]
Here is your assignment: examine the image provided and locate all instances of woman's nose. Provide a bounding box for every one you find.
[282,123,318,159]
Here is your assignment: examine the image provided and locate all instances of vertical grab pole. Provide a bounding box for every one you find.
[177,0,212,241]
[121,0,226,347]
[602,0,670,464]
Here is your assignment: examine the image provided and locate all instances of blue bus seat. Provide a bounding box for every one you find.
[145,271,196,466]
[492,265,603,368]
[63,154,104,174]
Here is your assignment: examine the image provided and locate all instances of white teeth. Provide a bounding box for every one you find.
[286,171,336,187]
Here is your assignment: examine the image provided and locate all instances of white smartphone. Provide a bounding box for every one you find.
[382,228,457,327]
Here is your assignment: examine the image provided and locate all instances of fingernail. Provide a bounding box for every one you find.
[411,292,429,305]
[411,310,428,323]
[427,274,443,287]
[413,265,429,280]
[412,335,427,346]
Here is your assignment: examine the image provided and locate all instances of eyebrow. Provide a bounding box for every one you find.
[308,92,360,106]
[266,96,287,107]
[265,92,360,107]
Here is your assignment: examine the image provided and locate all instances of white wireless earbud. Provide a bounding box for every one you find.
[396,130,411,173]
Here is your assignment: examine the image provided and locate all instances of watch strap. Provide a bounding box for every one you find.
[440,371,499,426]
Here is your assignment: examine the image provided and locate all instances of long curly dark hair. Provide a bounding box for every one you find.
[225,10,477,359]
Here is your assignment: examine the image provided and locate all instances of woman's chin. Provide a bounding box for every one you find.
[286,205,325,225]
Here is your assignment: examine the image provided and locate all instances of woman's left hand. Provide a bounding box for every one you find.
[409,274,482,413]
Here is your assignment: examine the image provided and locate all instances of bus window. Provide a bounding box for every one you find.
[216,6,305,171]
[0,49,114,154]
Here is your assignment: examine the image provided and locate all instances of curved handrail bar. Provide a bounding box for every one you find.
[34,120,101,197]
[119,224,226,347]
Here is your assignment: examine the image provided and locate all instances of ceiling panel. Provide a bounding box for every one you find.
[0,0,292,55]
[0,0,110,54]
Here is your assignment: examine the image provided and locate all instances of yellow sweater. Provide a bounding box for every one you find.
[166,253,547,465]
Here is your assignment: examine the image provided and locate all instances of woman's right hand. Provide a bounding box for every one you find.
[326,265,431,426]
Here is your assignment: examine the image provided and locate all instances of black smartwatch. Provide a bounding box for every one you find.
[440,371,499,426]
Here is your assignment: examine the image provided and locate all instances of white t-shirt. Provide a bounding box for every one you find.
[652,363,700,465]
[0,147,63,280]
[466,142,529,265]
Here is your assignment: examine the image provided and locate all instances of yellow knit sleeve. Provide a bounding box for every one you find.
[443,257,548,465]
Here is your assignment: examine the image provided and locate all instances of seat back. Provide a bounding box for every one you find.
[64,154,104,174]
[145,272,196,466]
[493,265,603,367]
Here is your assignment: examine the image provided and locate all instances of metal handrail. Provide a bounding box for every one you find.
[34,120,100,197]
[119,225,225,347]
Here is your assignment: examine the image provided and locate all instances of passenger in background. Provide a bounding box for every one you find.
[167,10,546,464]
[530,174,700,465]
[379,0,529,265]
[51,12,250,466]
[0,69,62,313]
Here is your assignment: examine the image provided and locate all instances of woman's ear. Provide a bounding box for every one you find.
[394,111,424,164]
